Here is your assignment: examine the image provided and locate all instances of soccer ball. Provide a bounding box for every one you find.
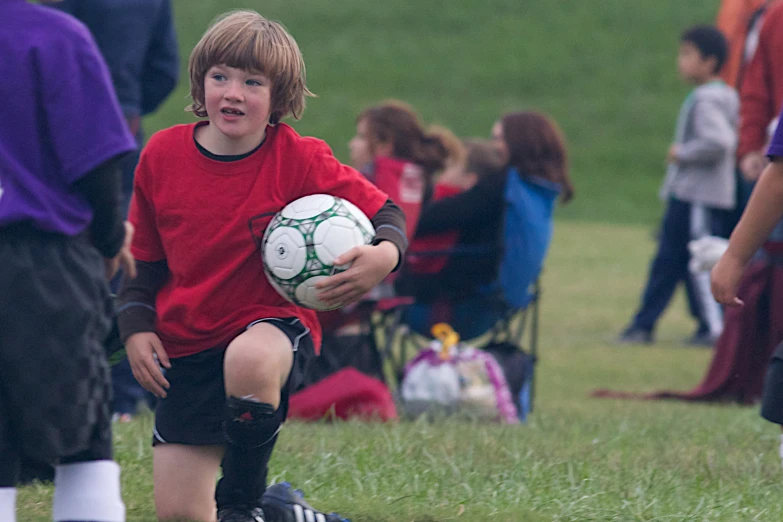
[262,194,375,310]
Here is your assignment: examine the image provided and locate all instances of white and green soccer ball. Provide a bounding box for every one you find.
[262,194,375,310]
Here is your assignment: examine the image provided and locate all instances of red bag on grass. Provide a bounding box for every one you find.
[288,367,398,422]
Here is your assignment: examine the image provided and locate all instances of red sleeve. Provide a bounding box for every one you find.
[716,0,764,86]
[128,148,166,262]
[738,9,778,158]
[301,140,388,219]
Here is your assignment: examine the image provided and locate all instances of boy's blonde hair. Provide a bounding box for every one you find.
[188,10,314,124]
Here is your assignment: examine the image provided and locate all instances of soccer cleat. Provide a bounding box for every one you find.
[261,482,350,522]
[217,504,266,522]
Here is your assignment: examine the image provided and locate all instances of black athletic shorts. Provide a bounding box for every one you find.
[0,227,114,466]
[152,317,314,446]
[762,349,783,425]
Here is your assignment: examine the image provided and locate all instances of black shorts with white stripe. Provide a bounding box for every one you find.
[151,317,314,447]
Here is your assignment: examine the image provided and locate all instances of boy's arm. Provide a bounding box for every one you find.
[116,259,168,341]
[712,158,783,305]
[675,99,736,165]
[118,259,171,398]
[724,158,783,262]
[370,199,408,271]
[140,0,179,116]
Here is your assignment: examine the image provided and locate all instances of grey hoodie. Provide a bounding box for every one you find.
[660,81,739,210]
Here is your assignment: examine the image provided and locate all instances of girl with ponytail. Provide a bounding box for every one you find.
[349,100,458,238]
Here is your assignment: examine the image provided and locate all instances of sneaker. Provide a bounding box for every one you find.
[218,504,266,522]
[616,326,653,345]
[685,331,718,347]
[261,482,349,522]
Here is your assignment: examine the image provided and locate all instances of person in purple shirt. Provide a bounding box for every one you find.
[43,0,180,427]
[0,1,136,521]
[44,0,179,218]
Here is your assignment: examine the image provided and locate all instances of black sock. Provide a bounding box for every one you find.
[215,396,283,509]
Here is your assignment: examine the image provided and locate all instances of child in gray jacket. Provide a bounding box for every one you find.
[620,25,738,346]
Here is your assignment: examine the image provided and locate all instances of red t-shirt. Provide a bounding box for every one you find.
[129,122,388,358]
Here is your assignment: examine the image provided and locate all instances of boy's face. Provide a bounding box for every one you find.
[203,64,272,144]
[677,42,716,83]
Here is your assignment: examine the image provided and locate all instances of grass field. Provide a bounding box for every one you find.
[19,0,783,520]
[18,221,783,521]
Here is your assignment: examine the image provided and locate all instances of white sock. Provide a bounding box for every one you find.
[53,460,125,522]
[0,488,16,522]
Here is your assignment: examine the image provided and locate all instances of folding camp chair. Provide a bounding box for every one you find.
[370,280,541,421]
[370,170,561,421]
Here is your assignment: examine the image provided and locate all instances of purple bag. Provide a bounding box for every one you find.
[401,324,519,424]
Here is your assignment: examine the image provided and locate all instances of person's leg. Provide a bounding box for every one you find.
[17,455,54,485]
[0,488,15,522]
[0,387,20,522]
[111,357,144,420]
[0,231,121,521]
[216,322,295,516]
[253,323,348,522]
[54,431,124,522]
[150,346,229,520]
[624,199,691,337]
[153,444,224,522]
[53,333,124,522]
[683,274,710,337]
[761,353,783,472]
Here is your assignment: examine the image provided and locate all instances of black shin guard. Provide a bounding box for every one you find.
[215,397,282,509]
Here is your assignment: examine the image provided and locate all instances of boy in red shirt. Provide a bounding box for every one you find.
[117,10,406,522]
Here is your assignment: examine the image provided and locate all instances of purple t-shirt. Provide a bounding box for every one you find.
[767,111,783,158]
[0,0,135,234]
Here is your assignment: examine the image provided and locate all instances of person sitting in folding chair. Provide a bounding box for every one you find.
[294,102,459,390]
[395,111,575,339]
[317,101,456,334]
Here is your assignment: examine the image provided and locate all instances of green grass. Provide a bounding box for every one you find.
[20,1,778,520]
[144,0,719,226]
[17,220,783,521]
